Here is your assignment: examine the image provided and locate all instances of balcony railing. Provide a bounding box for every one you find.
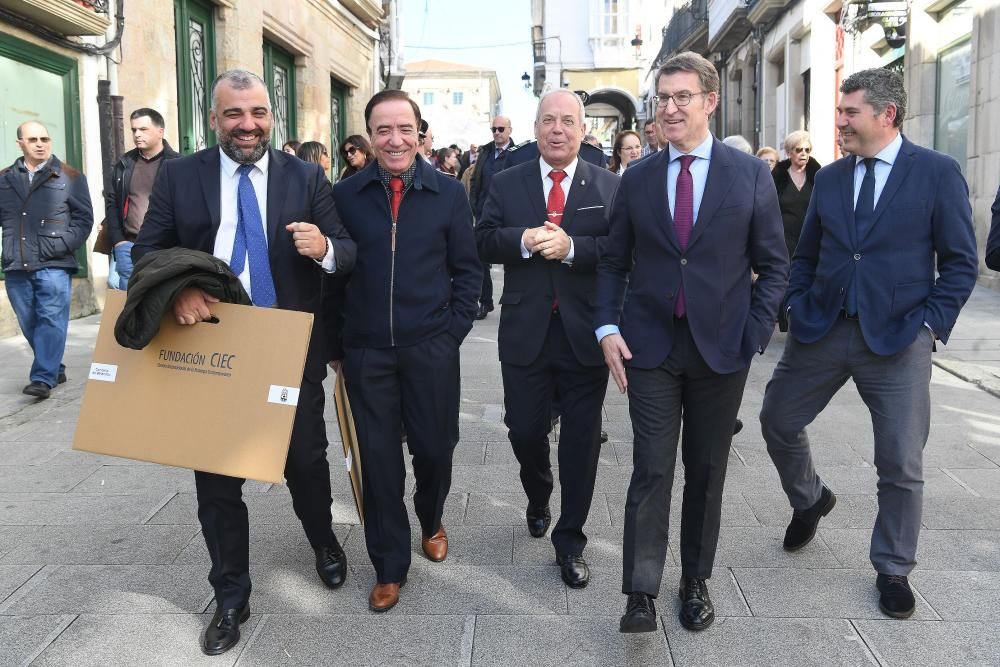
[75,0,109,12]
[660,0,709,59]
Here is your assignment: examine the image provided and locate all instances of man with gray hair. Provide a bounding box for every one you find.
[477,89,620,589]
[760,67,978,619]
[135,69,357,654]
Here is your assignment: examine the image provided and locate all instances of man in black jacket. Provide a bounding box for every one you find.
[0,121,93,399]
[469,116,515,319]
[105,108,180,289]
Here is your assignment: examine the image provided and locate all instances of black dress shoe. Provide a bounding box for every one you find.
[314,540,348,589]
[22,381,51,399]
[57,372,67,384]
[784,485,836,551]
[678,577,714,631]
[556,554,590,588]
[733,418,744,435]
[475,303,493,320]
[526,504,551,538]
[201,604,250,655]
[876,574,915,619]
[599,430,609,444]
[620,592,658,633]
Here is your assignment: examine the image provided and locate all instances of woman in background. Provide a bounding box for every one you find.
[296,141,332,177]
[607,130,642,175]
[338,134,374,181]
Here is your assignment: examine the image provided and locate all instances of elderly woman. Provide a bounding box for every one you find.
[756,146,779,171]
[607,130,642,175]
[773,130,821,330]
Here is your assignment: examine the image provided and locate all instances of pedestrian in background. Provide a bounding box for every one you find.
[0,121,93,399]
[477,89,619,591]
[296,141,332,174]
[330,89,481,613]
[722,135,753,153]
[607,130,642,175]
[282,139,301,155]
[436,146,460,177]
[105,108,180,290]
[338,134,374,181]
[596,51,788,634]
[760,68,978,621]
[135,70,356,655]
[756,146,779,171]
[640,119,659,156]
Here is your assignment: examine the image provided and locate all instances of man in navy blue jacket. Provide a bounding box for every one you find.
[330,90,481,613]
[760,68,978,620]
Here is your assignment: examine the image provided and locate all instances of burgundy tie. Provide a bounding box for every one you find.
[389,176,404,221]
[547,170,566,226]
[673,155,696,318]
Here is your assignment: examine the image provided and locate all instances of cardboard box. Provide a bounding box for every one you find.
[73,291,313,484]
[333,372,364,523]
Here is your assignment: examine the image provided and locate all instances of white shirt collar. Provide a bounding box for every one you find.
[667,133,714,162]
[857,132,902,167]
[219,147,270,177]
[539,155,579,183]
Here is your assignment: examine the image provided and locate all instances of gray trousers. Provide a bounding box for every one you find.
[759,318,933,575]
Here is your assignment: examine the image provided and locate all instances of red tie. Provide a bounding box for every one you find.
[389,176,404,221]
[547,170,566,226]
[674,155,696,318]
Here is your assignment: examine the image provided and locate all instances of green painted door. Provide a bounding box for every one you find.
[330,79,347,179]
[175,0,217,154]
[0,33,84,278]
[263,42,297,148]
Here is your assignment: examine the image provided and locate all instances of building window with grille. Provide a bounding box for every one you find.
[423,92,434,106]
[264,41,297,149]
[175,0,216,153]
[933,0,973,173]
[452,91,463,105]
[602,0,621,35]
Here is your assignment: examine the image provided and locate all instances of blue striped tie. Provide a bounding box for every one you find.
[229,164,276,307]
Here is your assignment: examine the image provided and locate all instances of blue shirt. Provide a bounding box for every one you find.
[853,132,902,207]
[596,133,715,341]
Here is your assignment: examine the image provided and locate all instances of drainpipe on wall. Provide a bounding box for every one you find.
[753,25,765,151]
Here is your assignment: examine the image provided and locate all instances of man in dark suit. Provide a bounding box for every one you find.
[986,184,1000,271]
[595,51,788,633]
[330,90,481,613]
[477,89,619,589]
[760,68,978,620]
[134,70,356,655]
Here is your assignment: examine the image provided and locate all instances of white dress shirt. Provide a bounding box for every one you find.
[214,150,335,301]
[853,131,902,207]
[520,156,577,263]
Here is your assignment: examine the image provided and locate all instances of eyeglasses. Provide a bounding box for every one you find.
[490,127,509,134]
[343,146,358,157]
[651,91,707,108]
[792,146,812,153]
[21,136,51,144]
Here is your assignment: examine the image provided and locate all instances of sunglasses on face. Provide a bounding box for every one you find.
[343,146,358,157]
[491,127,509,134]
[22,137,51,144]
[793,146,812,153]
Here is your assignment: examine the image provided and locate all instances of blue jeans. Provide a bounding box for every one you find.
[113,241,134,290]
[5,268,71,387]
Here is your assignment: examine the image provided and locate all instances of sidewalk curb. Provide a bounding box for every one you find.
[933,358,1000,399]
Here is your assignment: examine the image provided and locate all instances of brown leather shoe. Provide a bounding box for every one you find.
[421,526,448,562]
[369,581,404,612]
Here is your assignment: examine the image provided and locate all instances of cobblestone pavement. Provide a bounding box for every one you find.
[1,272,999,665]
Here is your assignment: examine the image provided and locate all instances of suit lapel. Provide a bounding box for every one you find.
[864,138,915,240]
[840,157,858,248]
[559,161,591,231]
[266,148,288,250]
[688,139,733,249]
[199,147,222,239]
[644,149,678,250]
[524,160,547,226]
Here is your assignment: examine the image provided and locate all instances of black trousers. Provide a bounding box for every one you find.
[480,263,493,307]
[621,319,749,596]
[501,313,608,557]
[194,377,334,610]
[343,331,460,583]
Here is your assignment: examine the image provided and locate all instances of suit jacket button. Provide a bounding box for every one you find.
[680,258,688,266]
[853,253,861,260]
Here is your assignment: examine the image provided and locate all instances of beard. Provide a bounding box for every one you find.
[218,129,270,164]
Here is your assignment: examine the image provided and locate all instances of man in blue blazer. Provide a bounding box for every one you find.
[760,68,978,620]
[595,52,788,633]
[477,89,620,589]
[134,70,356,655]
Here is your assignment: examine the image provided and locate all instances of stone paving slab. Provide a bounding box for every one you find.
[664,617,878,666]
[471,614,673,666]
[910,570,1000,621]
[0,614,75,667]
[238,613,470,665]
[0,525,198,566]
[465,492,613,527]
[0,441,68,466]
[0,565,40,605]
[0,464,100,493]
[819,528,1000,571]
[32,613,261,667]
[854,620,1000,666]
[0,492,172,525]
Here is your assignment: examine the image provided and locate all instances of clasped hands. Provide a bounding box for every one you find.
[522,222,570,261]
